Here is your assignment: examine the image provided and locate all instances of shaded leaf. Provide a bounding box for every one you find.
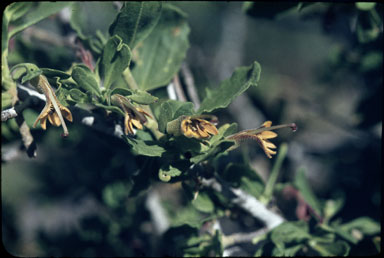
[198,61,261,114]
[124,137,165,157]
[309,239,350,256]
[159,164,182,182]
[70,2,117,40]
[192,192,214,213]
[7,2,72,39]
[98,35,132,89]
[71,64,101,97]
[127,89,159,105]
[270,221,310,250]
[294,167,323,218]
[109,2,162,49]
[131,4,190,90]
[41,68,71,80]
[157,100,194,133]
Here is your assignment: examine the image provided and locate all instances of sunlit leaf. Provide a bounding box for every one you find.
[109,2,162,49]
[131,4,190,90]
[198,61,261,114]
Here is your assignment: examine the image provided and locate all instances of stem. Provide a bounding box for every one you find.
[123,67,139,90]
[122,67,162,139]
[261,143,288,204]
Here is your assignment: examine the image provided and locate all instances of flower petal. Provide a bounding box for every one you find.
[124,114,134,135]
[60,106,73,122]
[264,140,277,149]
[260,130,278,139]
[131,117,143,130]
[39,116,48,130]
[262,121,272,127]
[48,112,62,126]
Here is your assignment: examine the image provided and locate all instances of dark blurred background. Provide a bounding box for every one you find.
[2,2,382,256]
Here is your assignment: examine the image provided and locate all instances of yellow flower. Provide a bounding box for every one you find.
[111,94,151,135]
[227,121,297,159]
[253,121,278,158]
[181,116,219,139]
[32,75,73,137]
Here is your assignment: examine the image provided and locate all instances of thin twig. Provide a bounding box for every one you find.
[181,63,200,109]
[172,74,187,102]
[1,107,18,122]
[201,177,285,229]
[222,228,268,247]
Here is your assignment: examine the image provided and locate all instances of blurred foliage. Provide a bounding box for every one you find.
[2,2,381,257]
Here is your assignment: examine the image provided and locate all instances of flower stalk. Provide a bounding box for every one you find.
[227,121,297,158]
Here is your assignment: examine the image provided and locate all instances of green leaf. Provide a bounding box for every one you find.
[222,163,265,197]
[127,89,159,105]
[294,167,323,218]
[102,182,132,209]
[69,88,89,103]
[355,2,376,11]
[192,192,215,213]
[198,61,261,114]
[339,217,380,236]
[70,2,117,40]
[71,64,101,97]
[124,137,165,157]
[8,2,72,39]
[10,63,42,84]
[131,4,190,90]
[157,100,194,133]
[159,164,182,182]
[109,2,162,49]
[41,68,71,80]
[308,239,350,256]
[270,221,310,250]
[98,35,132,89]
[94,102,125,116]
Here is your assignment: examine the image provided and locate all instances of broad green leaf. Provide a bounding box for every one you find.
[109,2,162,49]
[98,35,132,89]
[157,100,194,133]
[127,89,159,105]
[70,2,117,40]
[131,4,190,90]
[159,164,182,182]
[71,64,101,97]
[8,2,72,39]
[270,221,310,250]
[272,244,304,256]
[124,136,165,157]
[338,217,380,236]
[198,61,261,114]
[192,192,215,213]
[294,167,323,218]
[10,63,42,84]
[308,239,350,256]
